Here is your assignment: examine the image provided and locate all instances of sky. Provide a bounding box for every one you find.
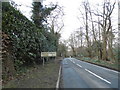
[11,0,118,41]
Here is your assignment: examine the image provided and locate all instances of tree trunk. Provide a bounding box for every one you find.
[85,4,91,57]
[108,31,115,60]
[102,34,108,60]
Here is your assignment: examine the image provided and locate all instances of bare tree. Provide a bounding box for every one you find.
[69,32,78,56]
[77,0,116,60]
[47,4,64,51]
[101,1,116,60]
[75,27,84,48]
[82,1,92,57]
[90,0,116,60]
[47,4,64,34]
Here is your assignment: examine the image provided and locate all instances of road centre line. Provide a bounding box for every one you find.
[71,60,75,63]
[76,64,82,68]
[73,61,75,63]
[85,69,111,84]
[70,59,82,68]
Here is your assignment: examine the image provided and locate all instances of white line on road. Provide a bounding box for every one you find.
[76,64,82,68]
[71,60,75,63]
[56,66,61,89]
[85,69,111,84]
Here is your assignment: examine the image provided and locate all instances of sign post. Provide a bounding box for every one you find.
[41,52,57,66]
[43,58,45,66]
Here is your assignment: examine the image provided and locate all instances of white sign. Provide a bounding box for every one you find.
[41,52,56,57]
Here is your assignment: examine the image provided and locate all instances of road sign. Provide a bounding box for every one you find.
[41,52,56,57]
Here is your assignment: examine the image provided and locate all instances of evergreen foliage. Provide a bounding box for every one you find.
[2,1,57,80]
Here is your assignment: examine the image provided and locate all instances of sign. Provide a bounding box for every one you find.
[41,52,56,57]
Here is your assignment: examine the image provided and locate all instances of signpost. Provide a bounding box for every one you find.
[41,52,56,57]
[41,52,56,66]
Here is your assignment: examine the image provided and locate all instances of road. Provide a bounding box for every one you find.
[61,58,119,89]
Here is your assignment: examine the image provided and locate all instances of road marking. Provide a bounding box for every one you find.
[76,64,82,68]
[85,69,111,84]
[73,61,75,63]
[56,66,61,89]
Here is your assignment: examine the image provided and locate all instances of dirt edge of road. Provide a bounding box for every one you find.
[3,57,62,88]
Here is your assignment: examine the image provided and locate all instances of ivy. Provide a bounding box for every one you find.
[2,2,57,70]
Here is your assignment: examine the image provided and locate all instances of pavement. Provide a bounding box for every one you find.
[61,58,119,89]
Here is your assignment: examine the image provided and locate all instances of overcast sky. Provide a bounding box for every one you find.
[12,0,118,40]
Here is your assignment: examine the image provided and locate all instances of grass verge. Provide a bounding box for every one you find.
[3,58,61,88]
[76,57,120,72]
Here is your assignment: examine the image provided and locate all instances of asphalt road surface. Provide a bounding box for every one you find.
[62,58,119,89]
